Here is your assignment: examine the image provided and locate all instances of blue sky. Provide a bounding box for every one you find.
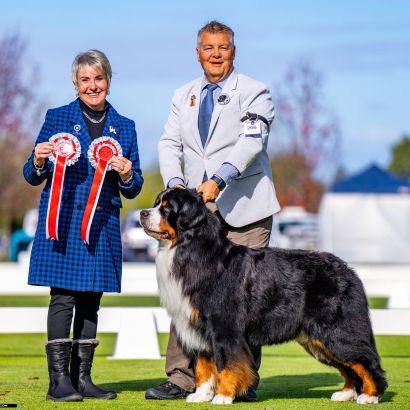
[3,0,410,176]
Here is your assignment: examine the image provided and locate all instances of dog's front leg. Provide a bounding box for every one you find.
[186,355,216,403]
[212,357,255,405]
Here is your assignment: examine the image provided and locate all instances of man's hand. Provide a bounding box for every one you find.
[197,179,220,203]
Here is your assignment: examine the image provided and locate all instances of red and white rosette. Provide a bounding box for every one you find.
[46,133,81,240]
[81,136,123,244]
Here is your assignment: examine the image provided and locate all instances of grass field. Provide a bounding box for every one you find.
[0,296,407,408]
[0,334,409,409]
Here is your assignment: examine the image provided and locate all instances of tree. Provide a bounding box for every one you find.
[271,61,341,212]
[0,32,44,234]
[120,166,165,216]
[388,135,410,179]
[271,152,325,213]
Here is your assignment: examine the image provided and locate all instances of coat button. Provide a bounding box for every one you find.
[96,206,102,211]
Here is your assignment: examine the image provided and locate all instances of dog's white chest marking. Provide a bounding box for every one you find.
[156,244,210,352]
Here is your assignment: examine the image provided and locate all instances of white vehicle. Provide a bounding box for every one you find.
[121,210,158,262]
[270,206,318,250]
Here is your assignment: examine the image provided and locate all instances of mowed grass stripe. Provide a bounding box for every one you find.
[0,336,409,408]
[0,295,161,307]
[0,295,387,308]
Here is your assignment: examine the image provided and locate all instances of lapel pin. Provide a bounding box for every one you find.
[73,124,81,133]
[218,94,230,105]
[109,125,117,135]
[190,95,196,107]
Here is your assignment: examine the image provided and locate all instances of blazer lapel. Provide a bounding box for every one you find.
[205,71,238,149]
[189,79,204,153]
[102,102,121,142]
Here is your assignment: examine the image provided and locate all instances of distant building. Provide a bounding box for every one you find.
[318,164,410,263]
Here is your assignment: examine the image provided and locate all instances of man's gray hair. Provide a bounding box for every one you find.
[71,49,112,91]
[197,20,235,46]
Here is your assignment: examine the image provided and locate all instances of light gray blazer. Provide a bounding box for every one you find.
[158,71,280,227]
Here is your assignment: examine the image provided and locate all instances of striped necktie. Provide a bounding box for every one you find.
[198,83,219,147]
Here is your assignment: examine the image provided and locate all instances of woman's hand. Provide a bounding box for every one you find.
[34,141,55,168]
[109,156,133,182]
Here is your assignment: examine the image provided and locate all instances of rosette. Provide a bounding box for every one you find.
[46,133,81,241]
[81,136,123,244]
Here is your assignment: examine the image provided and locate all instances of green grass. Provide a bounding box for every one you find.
[0,334,409,409]
[368,297,388,309]
[0,295,160,307]
[0,296,387,308]
[0,295,404,408]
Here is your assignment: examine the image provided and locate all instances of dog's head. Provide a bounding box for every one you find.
[140,188,208,245]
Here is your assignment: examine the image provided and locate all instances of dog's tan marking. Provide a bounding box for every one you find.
[190,308,201,326]
[349,363,378,397]
[298,334,379,397]
[339,366,357,391]
[195,356,217,387]
[158,218,177,246]
[215,357,256,398]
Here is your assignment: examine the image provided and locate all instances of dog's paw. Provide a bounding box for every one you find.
[187,392,214,403]
[331,389,358,401]
[357,394,379,404]
[212,394,233,405]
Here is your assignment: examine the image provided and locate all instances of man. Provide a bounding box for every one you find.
[146,21,280,402]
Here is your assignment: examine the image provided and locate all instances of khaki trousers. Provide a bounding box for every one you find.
[165,202,273,391]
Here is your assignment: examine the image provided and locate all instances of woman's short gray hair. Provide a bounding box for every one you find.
[71,49,112,91]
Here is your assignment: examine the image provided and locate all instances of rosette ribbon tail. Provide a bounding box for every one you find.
[45,133,80,240]
[46,154,68,240]
[81,158,108,244]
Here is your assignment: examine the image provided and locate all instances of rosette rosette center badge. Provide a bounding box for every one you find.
[81,136,123,244]
[46,133,81,241]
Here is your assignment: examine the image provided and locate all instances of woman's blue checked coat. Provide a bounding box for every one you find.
[23,99,143,293]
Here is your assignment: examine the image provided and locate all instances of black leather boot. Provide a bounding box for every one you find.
[70,339,116,400]
[45,339,83,402]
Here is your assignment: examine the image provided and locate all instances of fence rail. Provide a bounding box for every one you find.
[0,261,409,359]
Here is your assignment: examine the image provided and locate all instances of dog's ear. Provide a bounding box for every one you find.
[152,190,165,207]
[177,192,207,232]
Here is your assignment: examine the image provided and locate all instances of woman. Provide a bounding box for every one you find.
[23,50,143,402]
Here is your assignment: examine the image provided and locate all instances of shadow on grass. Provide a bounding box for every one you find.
[99,377,165,394]
[99,373,396,403]
[257,373,395,403]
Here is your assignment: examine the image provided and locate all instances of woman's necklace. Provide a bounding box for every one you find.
[82,110,107,124]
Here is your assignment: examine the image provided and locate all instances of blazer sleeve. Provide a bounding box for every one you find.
[224,83,274,174]
[23,109,55,186]
[157,90,185,187]
[118,121,144,199]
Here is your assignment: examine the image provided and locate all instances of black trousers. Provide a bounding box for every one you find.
[47,287,103,341]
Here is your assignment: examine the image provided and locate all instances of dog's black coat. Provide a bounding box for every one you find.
[142,188,387,397]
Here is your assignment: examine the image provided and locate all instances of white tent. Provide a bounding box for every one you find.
[318,165,410,263]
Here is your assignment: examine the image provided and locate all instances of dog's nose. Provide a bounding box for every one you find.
[140,210,149,219]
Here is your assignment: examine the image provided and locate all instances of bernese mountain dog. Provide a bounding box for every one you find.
[140,188,387,405]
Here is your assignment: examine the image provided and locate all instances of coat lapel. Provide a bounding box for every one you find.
[189,79,204,153]
[102,102,121,142]
[205,71,238,150]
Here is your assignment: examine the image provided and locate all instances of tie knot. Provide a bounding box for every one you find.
[206,83,219,92]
